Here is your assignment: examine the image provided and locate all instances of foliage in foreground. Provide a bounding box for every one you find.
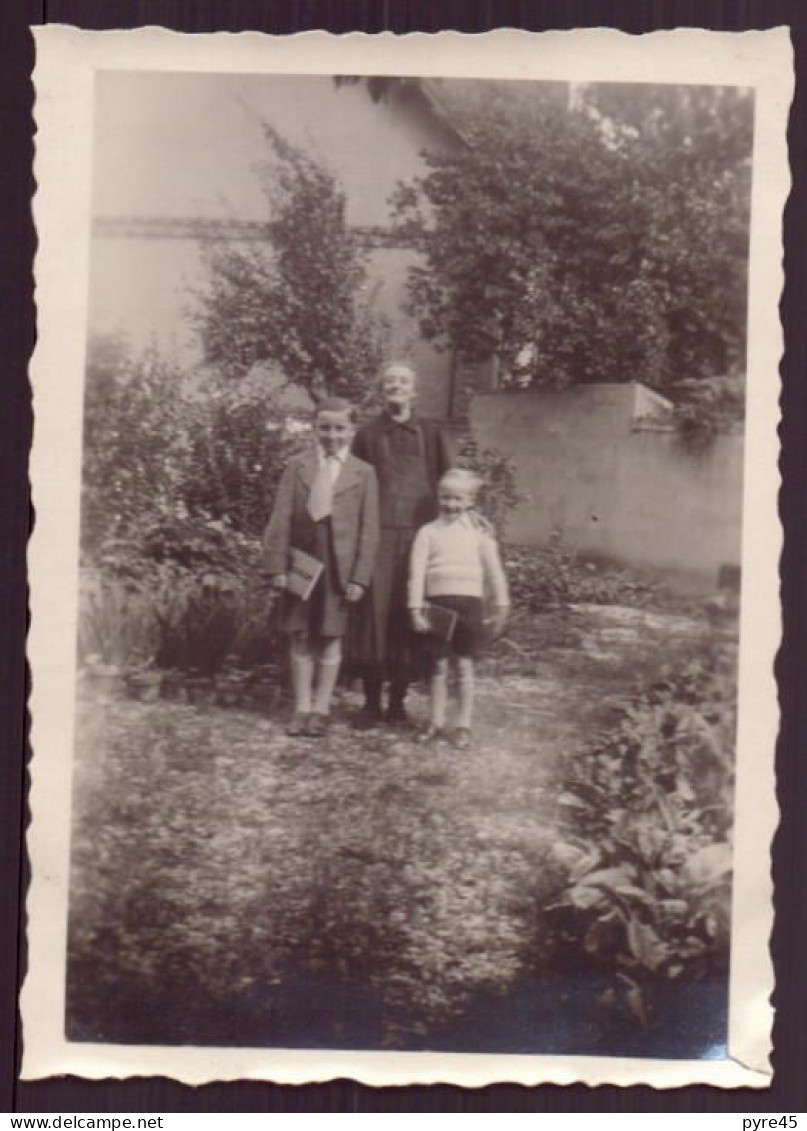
[66,694,546,1049]
[67,608,733,1053]
[543,637,736,1029]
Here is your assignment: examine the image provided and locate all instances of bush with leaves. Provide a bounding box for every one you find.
[454,434,523,539]
[392,81,751,434]
[193,124,384,402]
[673,374,746,450]
[502,532,665,613]
[542,638,736,1028]
[78,570,161,672]
[80,335,187,565]
[80,335,310,679]
[79,565,281,685]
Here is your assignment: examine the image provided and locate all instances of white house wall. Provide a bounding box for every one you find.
[92,71,455,228]
[87,71,457,406]
[470,388,743,587]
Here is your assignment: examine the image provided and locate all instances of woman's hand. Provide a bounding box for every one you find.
[270,574,287,591]
[345,582,365,603]
[411,608,430,633]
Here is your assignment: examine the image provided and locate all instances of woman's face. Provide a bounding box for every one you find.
[381,367,417,411]
[315,410,353,455]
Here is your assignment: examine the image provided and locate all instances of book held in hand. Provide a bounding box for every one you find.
[286,547,323,601]
[423,602,458,643]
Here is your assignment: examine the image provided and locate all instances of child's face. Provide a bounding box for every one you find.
[438,485,474,519]
[315,410,353,455]
[381,367,417,412]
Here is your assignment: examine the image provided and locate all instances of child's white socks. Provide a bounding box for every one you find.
[456,659,474,729]
[430,659,449,728]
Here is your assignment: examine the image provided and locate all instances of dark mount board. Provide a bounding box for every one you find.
[4,0,806,1114]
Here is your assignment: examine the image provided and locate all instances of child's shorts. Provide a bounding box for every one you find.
[426,595,485,659]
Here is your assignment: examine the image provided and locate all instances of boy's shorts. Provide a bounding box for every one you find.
[425,595,484,659]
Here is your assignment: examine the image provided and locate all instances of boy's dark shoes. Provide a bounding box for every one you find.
[286,712,310,737]
[418,725,446,744]
[306,713,330,737]
[386,703,411,728]
[453,727,472,749]
[352,707,383,731]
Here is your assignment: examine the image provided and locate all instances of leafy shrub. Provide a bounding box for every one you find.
[78,571,159,670]
[176,372,305,541]
[80,337,187,564]
[455,434,523,539]
[542,638,737,1026]
[79,335,310,685]
[81,336,304,572]
[152,569,277,676]
[78,560,279,681]
[674,373,745,449]
[392,82,751,420]
[504,531,665,612]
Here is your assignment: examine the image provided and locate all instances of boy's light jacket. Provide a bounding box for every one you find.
[264,451,380,591]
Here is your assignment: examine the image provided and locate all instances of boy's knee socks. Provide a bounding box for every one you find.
[430,663,448,728]
[290,649,314,714]
[313,657,341,715]
[456,664,475,728]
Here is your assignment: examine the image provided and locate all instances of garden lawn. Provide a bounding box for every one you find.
[67,604,728,1055]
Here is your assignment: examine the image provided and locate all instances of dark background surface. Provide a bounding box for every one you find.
[2,0,805,1113]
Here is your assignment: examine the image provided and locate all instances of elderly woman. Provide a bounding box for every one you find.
[350,362,453,726]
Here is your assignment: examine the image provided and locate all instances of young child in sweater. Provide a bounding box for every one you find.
[408,468,509,748]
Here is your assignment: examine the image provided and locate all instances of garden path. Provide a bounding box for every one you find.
[67,605,707,1049]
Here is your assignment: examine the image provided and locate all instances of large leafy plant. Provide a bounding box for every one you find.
[544,639,737,1026]
[79,335,301,679]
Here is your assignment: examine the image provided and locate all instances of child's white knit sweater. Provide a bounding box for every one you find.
[408,513,509,608]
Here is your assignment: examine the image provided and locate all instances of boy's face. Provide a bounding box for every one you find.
[381,366,417,411]
[315,410,353,455]
[438,485,473,519]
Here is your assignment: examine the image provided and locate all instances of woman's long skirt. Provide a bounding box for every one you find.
[346,526,422,681]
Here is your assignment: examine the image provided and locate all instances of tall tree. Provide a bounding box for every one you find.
[194,124,383,402]
[392,81,752,419]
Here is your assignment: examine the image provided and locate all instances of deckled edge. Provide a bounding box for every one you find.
[21,24,792,1089]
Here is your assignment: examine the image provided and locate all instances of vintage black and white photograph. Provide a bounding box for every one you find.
[24,28,789,1087]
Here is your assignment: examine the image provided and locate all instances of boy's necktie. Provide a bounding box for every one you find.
[308,456,337,522]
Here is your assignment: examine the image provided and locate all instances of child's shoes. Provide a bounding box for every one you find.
[386,703,412,728]
[453,727,472,750]
[286,712,310,737]
[418,725,446,744]
[306,713,330,737]
[352,707,383,731]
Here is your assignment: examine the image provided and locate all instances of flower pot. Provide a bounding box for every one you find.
[127,671,163,702]
[215,683,240,707]
[160,671,187,702]
[82,666,125,699]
